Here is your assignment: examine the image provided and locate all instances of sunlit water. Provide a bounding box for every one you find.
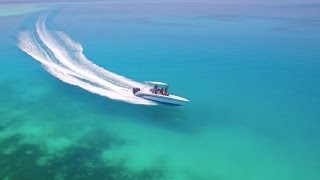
[1,1,320,180]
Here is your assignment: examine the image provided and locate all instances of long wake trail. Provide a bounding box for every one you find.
[17,15,155,105]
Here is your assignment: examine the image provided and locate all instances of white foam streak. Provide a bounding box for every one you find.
[17,15,155,105]
[57,31,143,89]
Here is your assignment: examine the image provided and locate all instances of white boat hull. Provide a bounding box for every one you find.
[134,91,189,106]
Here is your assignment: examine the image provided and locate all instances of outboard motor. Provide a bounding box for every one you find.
[132,88,140,95]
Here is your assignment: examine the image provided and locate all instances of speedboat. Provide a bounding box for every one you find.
[132,81,189,106]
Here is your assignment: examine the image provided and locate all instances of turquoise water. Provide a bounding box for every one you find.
[1,1,320,179]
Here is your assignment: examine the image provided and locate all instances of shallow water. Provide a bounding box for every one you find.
[1,1,320,180]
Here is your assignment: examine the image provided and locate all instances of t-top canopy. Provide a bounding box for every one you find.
[145,81,168,87]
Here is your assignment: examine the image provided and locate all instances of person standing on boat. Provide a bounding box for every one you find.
[164,86,169,96]
[153,85,158,94]
[160,87,164,95]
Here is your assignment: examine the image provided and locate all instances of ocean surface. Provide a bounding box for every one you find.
[1,1,320,180]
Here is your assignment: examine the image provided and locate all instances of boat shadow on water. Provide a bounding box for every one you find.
[57,81,195,134]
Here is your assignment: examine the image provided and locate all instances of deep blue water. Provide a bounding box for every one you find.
[0,1,320,180]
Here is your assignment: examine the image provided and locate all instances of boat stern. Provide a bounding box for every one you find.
[132,87,140,95]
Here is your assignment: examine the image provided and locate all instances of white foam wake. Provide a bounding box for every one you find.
[17,15,155,105]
